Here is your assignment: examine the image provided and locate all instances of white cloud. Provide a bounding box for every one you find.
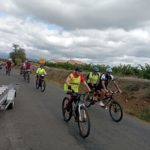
[0,0,150,65]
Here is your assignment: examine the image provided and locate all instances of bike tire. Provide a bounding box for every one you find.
[6,68,8,75]
[62,97,72,122]
[41,80,46,92]
[27,73,30,83]
[36,79,39,89]
[8,69,11,76]
[78,106,90,138]
[109,101,123,122]
[23,72,26,81]
[84,94,92,108]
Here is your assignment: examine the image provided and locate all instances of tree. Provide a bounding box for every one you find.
[10,44,26,65]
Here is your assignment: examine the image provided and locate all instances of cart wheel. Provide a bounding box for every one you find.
[8,102,15,110]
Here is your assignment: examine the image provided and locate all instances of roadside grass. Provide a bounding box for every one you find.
[124,84,140,92]
[138,107,150,122]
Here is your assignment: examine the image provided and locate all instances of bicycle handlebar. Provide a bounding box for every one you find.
[67,89,85,97]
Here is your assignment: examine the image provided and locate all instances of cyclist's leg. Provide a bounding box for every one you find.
[8,67,11,75]
[66,95,74,112]
[39,75,42,86]
[6,66,8,72]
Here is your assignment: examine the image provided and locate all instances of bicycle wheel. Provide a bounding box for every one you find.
[23,72,26,81]
[36,79,39,89]
[8,68,11,76]
[41,80,46,92]
[109,101,123,122]
[27,73,30,83]
[7,68,10,76]
[6,68,8,75]
[78,106,90,138]
[62,97,72,122]
[84,94,92,108]
[6,70,8,75]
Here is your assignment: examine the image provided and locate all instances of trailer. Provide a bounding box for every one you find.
[0,84,16,110]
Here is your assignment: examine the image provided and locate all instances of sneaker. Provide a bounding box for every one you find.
[98,101,105,107]
[105,106,108,110]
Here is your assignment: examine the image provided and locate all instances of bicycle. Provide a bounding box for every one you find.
[36,75,46,92]
[84,90,123,122]
[6,67,11,76]
[62,90,91,138]
[23,69,31,83]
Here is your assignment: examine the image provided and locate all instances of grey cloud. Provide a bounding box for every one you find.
[10,0,150,29]
[0,3,150,66]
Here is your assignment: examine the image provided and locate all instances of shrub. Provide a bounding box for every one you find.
[139,107,150,122]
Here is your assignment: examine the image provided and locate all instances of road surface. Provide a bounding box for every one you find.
[0,69,150,150]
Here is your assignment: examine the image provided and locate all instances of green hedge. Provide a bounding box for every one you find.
[45,62,150,80]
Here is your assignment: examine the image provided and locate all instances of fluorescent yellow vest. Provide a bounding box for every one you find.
[87,72,100,84]
[64,73,81,93]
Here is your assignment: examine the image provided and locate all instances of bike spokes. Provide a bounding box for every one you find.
[36,79,39,89]
[84,94,92,108]
[109,101,123,122]
[41,80,46,92]
[62,98,72,122]
[27,72,30,83]
[78,106,90,138]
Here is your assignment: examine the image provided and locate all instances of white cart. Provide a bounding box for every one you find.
[0,84,16,110]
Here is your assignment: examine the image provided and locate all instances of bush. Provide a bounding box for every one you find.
[15,58,22,66]
[45,62,150,80]
[139,107,150,122]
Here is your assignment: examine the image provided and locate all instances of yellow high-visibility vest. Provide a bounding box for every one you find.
[64,73,81,93]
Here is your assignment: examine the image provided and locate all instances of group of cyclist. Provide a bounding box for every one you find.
[3,58,47,82]
[4,58,122,100]
[20,59,47,81]
[64,65,122,109]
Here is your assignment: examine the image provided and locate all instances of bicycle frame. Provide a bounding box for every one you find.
[68,92,85,115]
[62,90,91,137]
[6,67,11,75]
[38,76,45,86]
[86,90,118,106]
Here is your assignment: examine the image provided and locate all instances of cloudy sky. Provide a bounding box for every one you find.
[0,0,150,65]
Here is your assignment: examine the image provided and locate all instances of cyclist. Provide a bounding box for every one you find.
[5,58,12,73]
[25,60,32,72]
[36,64,47,79]
[87,66,100,90]
[64,67,91,120]
[20,61,26,75]
[64,66,91,93]
[96,67,122,106]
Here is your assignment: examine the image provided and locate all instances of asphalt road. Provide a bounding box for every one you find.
[0,69,150,150]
